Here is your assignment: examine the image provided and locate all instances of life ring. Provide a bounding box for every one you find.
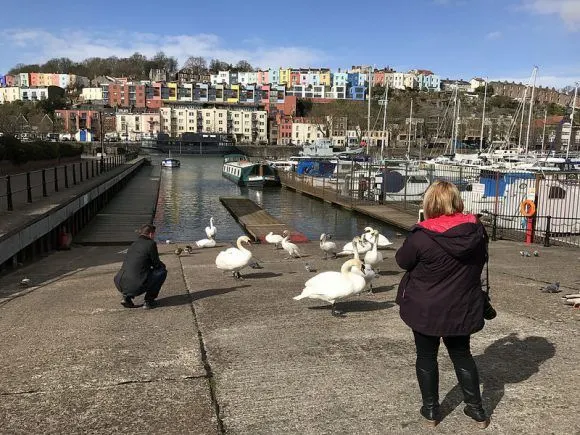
[520,200,536,217]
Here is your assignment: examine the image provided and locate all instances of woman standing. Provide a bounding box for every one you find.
[395,181,490,428]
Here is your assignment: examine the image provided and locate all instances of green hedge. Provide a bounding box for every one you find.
[0,136,83,165]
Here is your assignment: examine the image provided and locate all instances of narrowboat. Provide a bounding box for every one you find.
[222,154,280,188]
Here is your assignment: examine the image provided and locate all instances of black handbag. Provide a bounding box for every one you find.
[482,248,497,321]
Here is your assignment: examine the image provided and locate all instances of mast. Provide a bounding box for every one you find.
[479,78,488,152]
[454,98,461,154]
[541,109,547,154]
[366,66,372,155]
[525,66,538,154]
[380,83,388,162]
[568,82,578,159]
[450,87,458,154]
[518,85,528,149]
[407,99,413,158]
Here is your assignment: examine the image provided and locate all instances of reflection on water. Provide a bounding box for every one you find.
[152,155,398,243]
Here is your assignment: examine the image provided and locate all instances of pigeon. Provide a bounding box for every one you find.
[165,239,171,244]
[533,251,539,257]
[524,251,531,257]
[249,260,263,269]
[304,263,317,273]
[174,247,183,255]
[185,245,194,254]
[519,251,525,256]
[541,282,561,293]
[20,278,31,287]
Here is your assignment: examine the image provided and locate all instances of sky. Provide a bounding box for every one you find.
[0,0,579,89]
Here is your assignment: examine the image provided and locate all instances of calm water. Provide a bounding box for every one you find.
[151,155,398,244]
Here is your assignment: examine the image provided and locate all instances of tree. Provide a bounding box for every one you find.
[234,60,253,72]
[182,56,208,74]
[209,59,231,73]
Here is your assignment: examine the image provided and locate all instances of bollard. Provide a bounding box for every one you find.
[42,169,47,197]
[85,161,89,180]
[6,175,13,211]
[491,213,497,241]
[54,167,59,192]
[79,162,83,182]
[64,165,69,188]
[91,160,94,178]
[72,164,77,185]
[544,216,551,247]
[26,172,32,203]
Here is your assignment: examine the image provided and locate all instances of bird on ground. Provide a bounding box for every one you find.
[165,239,171,244]
[174,247,183,255]
[364,230,384,274]
[265,231,284,250]
[293,258,366,317]
[339,235,372,256]
[351,236,377,293]
[20,278,31,287]
[281,230,301,259]
[305,263,317,273]
[196,236,216,248]
[319,233,338,259]
[362,227,393,248]
[249,260,264,269]
[215,236,253,279]
[205,217,217,239]
[185,245,194,254]
[533,251,539,257]
[541,282,561,293]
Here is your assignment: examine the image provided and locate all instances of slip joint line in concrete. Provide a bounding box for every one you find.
[178,256,226,435]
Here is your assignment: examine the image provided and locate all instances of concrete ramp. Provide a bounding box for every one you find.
[75,165,161,245]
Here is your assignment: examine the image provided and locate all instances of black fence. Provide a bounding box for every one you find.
[279,161,580,248]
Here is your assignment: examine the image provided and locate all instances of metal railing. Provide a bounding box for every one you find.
[0,155,132,212]
[278,162,580,248]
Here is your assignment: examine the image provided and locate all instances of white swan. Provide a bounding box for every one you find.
[196,236,216,248]
[281,230,301,258]
[265,231,284,250]
[293,258,366,316]
[350,236,377,293]
[364,230,384,274]
[215,235,252,279]
[319,233,337,259]
[362,226,392,248]
[205,217,217,239]
[339,235,372,256]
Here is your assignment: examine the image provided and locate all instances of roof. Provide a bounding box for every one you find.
[533,115,565,127]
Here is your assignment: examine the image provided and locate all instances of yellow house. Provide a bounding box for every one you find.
[319,70,331,87]
[167,82,178,101]
[228,84,240,103]
[279,68,291,88]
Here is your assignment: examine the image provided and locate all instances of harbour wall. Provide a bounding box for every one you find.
[0,158,148,270]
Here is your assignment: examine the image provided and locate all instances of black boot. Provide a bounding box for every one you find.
[416,365,441,426]
[454,366,490,429]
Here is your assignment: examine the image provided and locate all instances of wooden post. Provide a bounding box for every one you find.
[26,172,32,203]
[54,167,59,192]
[42,169,47,197]
[6,175,13,211]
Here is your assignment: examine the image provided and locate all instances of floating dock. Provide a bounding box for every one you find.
[219,197,308,243]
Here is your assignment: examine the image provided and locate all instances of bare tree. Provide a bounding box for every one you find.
[182,56,208,74]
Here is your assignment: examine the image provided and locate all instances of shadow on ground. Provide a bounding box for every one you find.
[440,333,556,419]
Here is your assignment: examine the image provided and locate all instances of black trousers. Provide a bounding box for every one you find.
[413,330,478,377]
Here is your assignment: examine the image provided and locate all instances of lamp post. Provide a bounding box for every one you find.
[568,82,578,159]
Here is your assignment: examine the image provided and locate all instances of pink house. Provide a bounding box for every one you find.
[5,75,15,86]
[260,84,271,103]
[373,71,386,86]
[257,70,269,86]
[29,73,40,87]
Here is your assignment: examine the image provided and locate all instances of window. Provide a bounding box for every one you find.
[548,186,566,199]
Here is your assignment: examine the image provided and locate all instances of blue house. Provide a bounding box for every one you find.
[349,85,366,100]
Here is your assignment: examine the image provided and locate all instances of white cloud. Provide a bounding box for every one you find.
[521,0,580,30]
[485,31,502,40]
[0,28,327,70]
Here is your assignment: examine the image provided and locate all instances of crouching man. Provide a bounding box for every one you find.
[114,224,167,309]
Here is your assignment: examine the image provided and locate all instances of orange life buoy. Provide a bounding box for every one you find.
[520,200,536,217]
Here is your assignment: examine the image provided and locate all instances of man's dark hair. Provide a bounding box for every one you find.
[139,224,156,235]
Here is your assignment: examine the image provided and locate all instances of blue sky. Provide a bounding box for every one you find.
[0,0,578,88]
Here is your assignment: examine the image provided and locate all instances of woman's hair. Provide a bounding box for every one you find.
[422,180,464,219]
[138,224,156,235]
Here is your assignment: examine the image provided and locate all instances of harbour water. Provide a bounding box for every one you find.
[151,155,399,243]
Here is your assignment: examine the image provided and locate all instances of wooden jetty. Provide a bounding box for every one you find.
[219,197,308,243]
